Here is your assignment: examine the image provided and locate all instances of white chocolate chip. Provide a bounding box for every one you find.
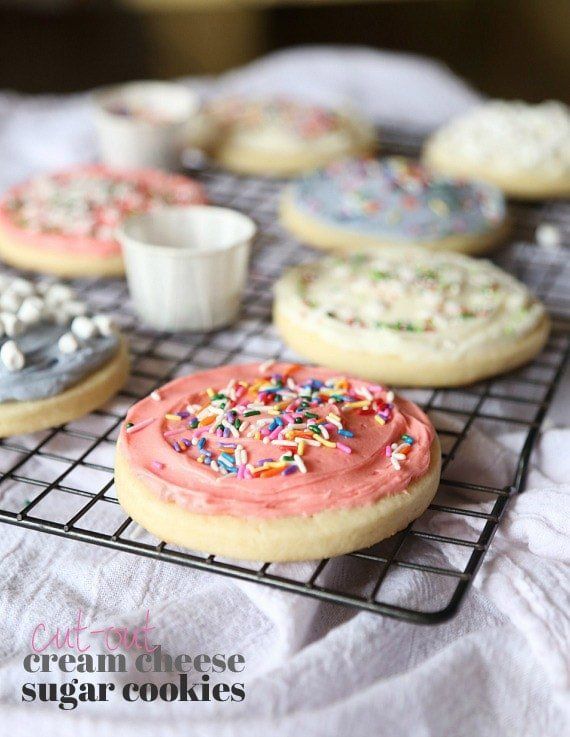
[58,332,79,354]
[536,223,562,250]
[71,315,96,340]
[18,296,44,325]
[92,314,116,336]
[0,340,25,371]
[45,283,75,306]
[0,312,23,337]
[0,291,23,313]
[9,278,34,297]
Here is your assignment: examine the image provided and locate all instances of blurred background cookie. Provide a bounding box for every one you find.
[281,157,508,254]
[0,165,207,277]
[205,97,376,177]
[423,101,570,199]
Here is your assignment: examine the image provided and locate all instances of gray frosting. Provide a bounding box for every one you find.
[0,322,119,402]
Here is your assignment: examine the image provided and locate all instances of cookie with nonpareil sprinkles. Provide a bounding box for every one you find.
[274,247,550,387]
[115,363,440,562]
[0,165,207,277]
[280,157,508,255]
[206,97,376,177]
[423,101,570,200]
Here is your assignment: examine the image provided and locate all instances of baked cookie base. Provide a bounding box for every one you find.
[115,437,441,562]
[280,189,510,255]
[212,135,377,178]
[274,304,551,387]
[0,225,124,277]
[0,337,130,438]
[423,147,570,201]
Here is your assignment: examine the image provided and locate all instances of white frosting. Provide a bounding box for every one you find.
[428,101,570,176]
[276,248,546,359]
[210,98,372,158]
[231,124,355,157]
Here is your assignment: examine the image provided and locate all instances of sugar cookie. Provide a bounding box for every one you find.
[281,157,508,255]
[0,165,207,277]
[423,101,570,199]
[115,362,440,562]
[274,248,550,387]
[206,97,376,177]
[0,277,129,436]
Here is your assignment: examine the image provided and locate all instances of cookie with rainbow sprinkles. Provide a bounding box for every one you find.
[0,165,207,277]
[205,97,376,178]
[115,362,440,562]
[273,247,550,387]
[280,156,508,255]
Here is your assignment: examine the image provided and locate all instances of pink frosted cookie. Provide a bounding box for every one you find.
[0,165,207,276]
[115,362,440,562]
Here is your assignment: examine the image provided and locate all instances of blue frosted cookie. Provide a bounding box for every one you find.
[280,157,508,254]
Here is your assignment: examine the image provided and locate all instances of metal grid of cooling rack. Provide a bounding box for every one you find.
[0,130,569,624]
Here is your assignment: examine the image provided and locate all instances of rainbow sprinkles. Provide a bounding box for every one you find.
[127,363,416,481]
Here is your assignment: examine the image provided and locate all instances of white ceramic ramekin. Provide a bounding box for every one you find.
[117,206,256,332]
[94,81,199,171]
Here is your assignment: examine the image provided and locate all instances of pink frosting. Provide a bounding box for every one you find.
[120,363,436,519]
[0,164,207,258]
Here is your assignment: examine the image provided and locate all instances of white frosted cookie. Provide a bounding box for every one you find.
[423,101,570,199]
[206,97,376,177]
[274,248,550,387]
[115,362,440,562]
[0,166,207,277]
[281,157,508,255]
[0,277,129,436]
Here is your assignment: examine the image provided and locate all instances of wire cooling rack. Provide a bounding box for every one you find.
[0,130,568,624]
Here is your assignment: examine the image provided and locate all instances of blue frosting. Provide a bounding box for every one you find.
[0,322,119,403]
[291,157,506,241]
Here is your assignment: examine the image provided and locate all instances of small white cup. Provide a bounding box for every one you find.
[118,206,255,332]
[94,81,199,171]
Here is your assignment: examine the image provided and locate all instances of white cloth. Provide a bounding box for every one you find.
[0,47,568,736]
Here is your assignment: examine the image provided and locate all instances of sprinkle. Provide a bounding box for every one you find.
[165,413,183,422]
[150,390,162,401]
[294,454,307,474]
[336,442,352,454]
[126,418,155,434]
[258,359,275,374]
[375,415,386,426]
[198,437,206,450]
[338,429,354,437]
[343,400,369,410]
[282,465,298,476]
